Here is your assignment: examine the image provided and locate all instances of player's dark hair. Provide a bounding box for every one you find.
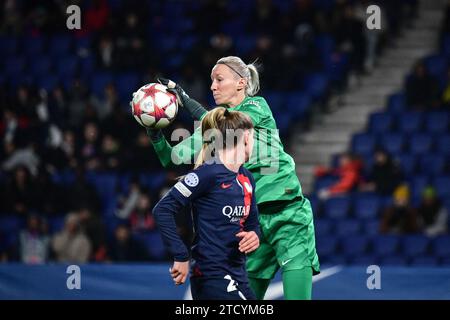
[194,107,253,169]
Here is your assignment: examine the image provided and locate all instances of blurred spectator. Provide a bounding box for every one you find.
[417,186,448,237]
[115,12,148,71]
[90,83,118,121]
[129,191,156,233]
[360,149,402,196]
[108,224,149,262]
[78,207,107,261]
[129,131,160,173]
[406,62,440,110]
[2,142,40,176]
[100,134,122,171]
[3,166,37,216]
[80,122,101,170]
[315,153,362,200]
[65,167,101,213]
[19,214,50,264]
[51,212,92,263]
[95,34,116,70]
[380,185,419,234]
[115,177,141,219]
[33,168,64,215]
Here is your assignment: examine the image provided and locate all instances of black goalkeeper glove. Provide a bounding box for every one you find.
[145,127,163,143]
[157,78,208,120]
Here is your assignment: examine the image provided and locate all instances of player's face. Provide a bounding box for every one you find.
[210,64,246,106]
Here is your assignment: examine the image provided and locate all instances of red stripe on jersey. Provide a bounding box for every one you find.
[237,173,252,230]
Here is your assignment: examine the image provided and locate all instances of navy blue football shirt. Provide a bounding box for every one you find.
[153,158,260,284]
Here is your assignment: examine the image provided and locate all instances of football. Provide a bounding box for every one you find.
[131,83,178,129]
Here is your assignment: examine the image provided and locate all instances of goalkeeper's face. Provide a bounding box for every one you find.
[211,64,246,106]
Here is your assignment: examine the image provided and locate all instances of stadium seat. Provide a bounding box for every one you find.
[315,235,339,257]
[410,256,439,266]
[362,219,380,236]
[48,217,66,233]
[91,72,114,97]
[369,113,393,133]
[387,92,406,114]
[380,133,404,155]
[57,56,78,77]
[397,112,423,133]
[353,194,381,220]
[0,216,22,234]
[49,35,72,57]
[4,57,26,76]
[433,176,450,198]
[424,54,448,77]
[409,175,430,201]
[400,235,430,258]
[379,255,407,266]
[372,235,400,257]
[36,75,58,92]
[115,73,139,103]
[352,133,376,157]
[437,134,450,156]
[335,219,361,236]
[419,154,446,176]
[349,255,378,265]
[323,196,351,219]
[314,219,333,236]
[304,73,329,100]
[425,112,449,134]
[30,56,52,77]
[395,154,417,176]
[0,36,18,56]
[432,235,450,258]
[23,36,45,57]
[340,235,369,257]
[408,133,433,155]
[284,92,312,120]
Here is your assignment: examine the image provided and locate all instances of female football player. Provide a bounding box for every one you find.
[147,56,320,300]
[153,107,260,300]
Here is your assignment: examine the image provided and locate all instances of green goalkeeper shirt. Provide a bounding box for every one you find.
[151,96,303,204]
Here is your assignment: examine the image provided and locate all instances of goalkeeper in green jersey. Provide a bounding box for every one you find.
[145,56,320,300]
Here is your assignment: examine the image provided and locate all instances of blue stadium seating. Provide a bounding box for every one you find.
[362,219,380,236]
[372,235,400,257]
[425,112,449,134]
[340,235,369,257]
[353,194,381,220]
[323,196,351,219]
[352,133,376,157]
[424,54,448,77]
[437,134,450,156]
[408,134,433,155]
[380,133,404,155]
[349,255,378,265]
[410,256,439,266]
[336,219,361,236]
[395,154,417,175]
[314,219,333,236]
[49,35,72,58]
[432,235,450,258]
[401,235,430,258]
[315,235,339,257]
[369,113,393,133]
[433,176,450,198]
[379,255,407,266]
[304,73,329,100]
[387,92,406,114]
[397,112,423,133]
[419,154,445,176]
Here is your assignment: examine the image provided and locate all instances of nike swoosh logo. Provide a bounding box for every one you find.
[281,259,292,266]
[221,183,232,189]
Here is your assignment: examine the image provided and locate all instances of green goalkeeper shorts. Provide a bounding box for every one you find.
[246,196,320,280]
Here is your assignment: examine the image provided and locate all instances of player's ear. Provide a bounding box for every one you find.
[237,77,246,91]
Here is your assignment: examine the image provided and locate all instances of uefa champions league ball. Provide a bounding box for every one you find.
[131,83,178,129]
